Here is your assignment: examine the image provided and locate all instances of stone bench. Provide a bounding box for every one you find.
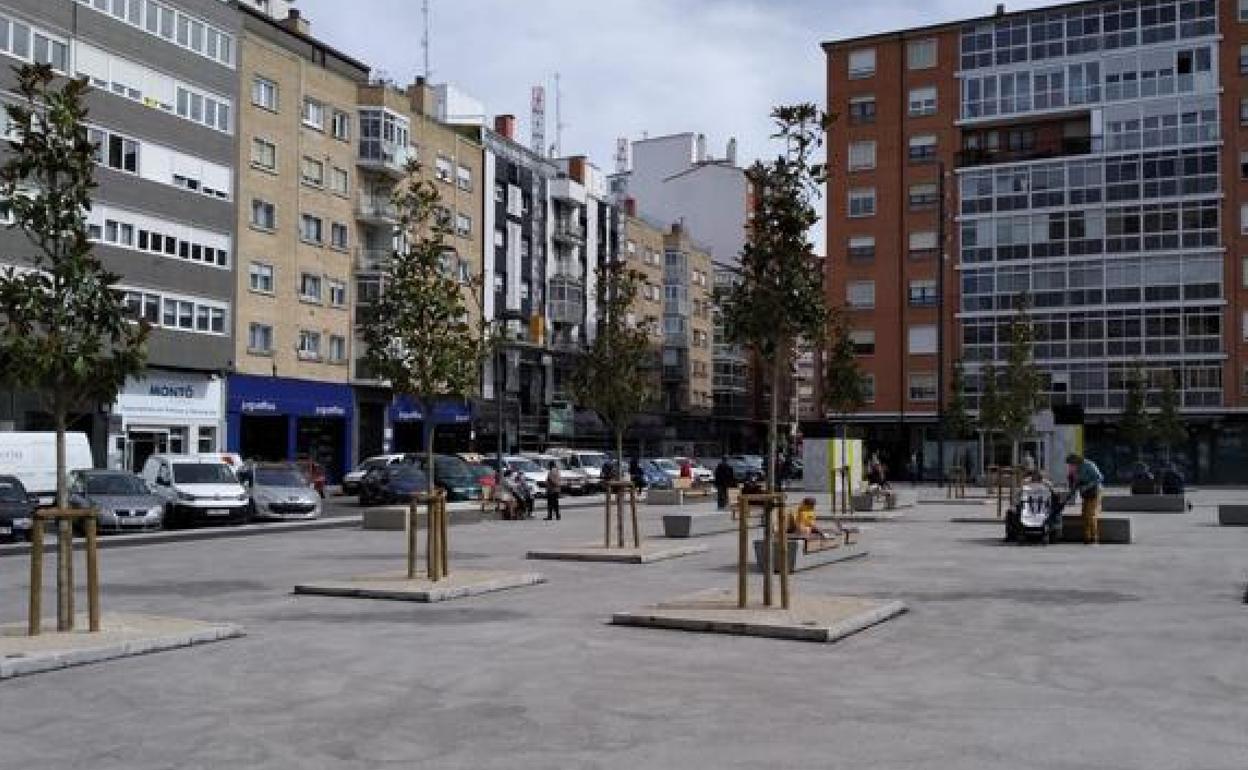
[646,489,686,506]
[1217,505,1248,526]
[850,490,916,512]
[752,537,867,573]
[1059,514,1131,544]
[362,506,482,531]
[1102,494,1187,513]
[661,511,737,538]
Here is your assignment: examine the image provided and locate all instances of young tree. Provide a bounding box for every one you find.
[1152,370,1187,464]
[1118,365,1152,461]
[358,158,483,577]
[977,361,1003,468]
[570,261,656,472]
[821,305,865,472]
[943,359,975,474]
[720,103,829,492]
[997,299,1043,465]
[0,65,148,513]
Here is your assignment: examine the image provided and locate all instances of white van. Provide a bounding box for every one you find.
[548,449,608,492]
[140,453,250,528]
[0,432,95,506]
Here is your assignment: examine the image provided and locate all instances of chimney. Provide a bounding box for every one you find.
[568,156,586,184]
[695,133,707,162]
[995,3,1005,16]
[281,8,310,35]
[623,197,637,217]
[494,114,517,140]
[726,137,738,166]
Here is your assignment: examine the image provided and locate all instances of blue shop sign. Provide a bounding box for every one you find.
[227,374,355,418]
[389,396,472,425]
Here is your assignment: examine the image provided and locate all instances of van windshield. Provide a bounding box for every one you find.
[172,464,237,484]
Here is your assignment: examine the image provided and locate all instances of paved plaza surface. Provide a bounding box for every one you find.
[1,486,1246,769]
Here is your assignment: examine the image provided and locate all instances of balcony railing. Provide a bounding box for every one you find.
[356,194,397,222]
[553,219,585,243]
[956,138,1093,168]
[358,140,412,178]
[355,248,392,272]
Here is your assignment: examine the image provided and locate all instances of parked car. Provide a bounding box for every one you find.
[528,453,587,495]
[242,462,322,521]
[672,456,713,484]
[0,475,38,542]
[549,449,608,492]
[412,454,484,502]
[68,470,163,533]
[499,455,547,494]
[648,458,681,480]
[0,431,94,506]
[359,465,431,506]
[141,454,250,528]
[724,456,763,485]
[295,458,327,498]
[342,454,408,496]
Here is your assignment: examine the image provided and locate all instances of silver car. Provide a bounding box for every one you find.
[242,462,322,521]
[69,470,164,532]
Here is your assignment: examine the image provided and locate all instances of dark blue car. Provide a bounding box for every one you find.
[359,465,432,506]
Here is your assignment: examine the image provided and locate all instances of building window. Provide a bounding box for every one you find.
[848,95,875,124]
[328,335,347,363]
[908,134,937,162]
[435,155,453,182]
[252,76,278,110]
[299,272,322,303]
[847,280,875,309]
[330,222,349,250]
[907,38,937,70]
[908,86,937,117]
[908,373,937,402]
[863,374,876,403]
[1241,98,1248,125]
[90,130,139,174]
[847,235,875,261]
[908,324,937,354]
[248,322,273,354]
[848,48,876,79]
[301,98,324,130]
[908,182,938,209]
[908,279,938,306]
[297,330,321,360]
[328,280,347,307]
[331,110,350,141]
[299,214,323,245]
[250,199,275,230]
[848,188,876,218]
[1241,0,1248,22]
[850,329,875,356]
[197,426,216,454]
[909,230,938,257]
[248,262,274,293]
[848,140,876,171]
[250,137,276,170]
[0,15,69,72]
[175,86,230,133]
[1241,204,1248,235]
[300,157,324,187]
[456,165,472,191]
[329,166,349,195]
[455,212,471,237]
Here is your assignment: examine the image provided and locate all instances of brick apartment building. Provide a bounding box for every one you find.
[824,0,1248,483]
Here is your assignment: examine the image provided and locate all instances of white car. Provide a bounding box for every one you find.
[649,458,681,480]
[140,454,250,528]
[673,457,713,484]
[527,453,588,495]
[502,456,546,493]
[343,454,409,495]
[549,449,608,491]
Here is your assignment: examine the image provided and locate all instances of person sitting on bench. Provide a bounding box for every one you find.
[785,497,836,550]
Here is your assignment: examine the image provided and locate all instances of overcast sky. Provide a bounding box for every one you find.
[297,0,1056,251]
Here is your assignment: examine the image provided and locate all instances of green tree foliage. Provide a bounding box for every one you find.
[1152,370,1187,462]
[997,299,1044,464]
[944,360,975,441]
[821,306,865,422]
[978,362,1003,466]
[0,65,148,509]
[1118,365,1152,460]
[720,103,830,491]
[358,159,484,499]
[570,261,656,469]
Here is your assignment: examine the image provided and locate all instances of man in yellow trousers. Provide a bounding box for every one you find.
[1066,453,1104,544]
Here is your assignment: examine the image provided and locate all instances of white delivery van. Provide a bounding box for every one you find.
[0,432,95,506]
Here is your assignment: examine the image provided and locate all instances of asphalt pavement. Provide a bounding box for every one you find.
[1,486,1245,769]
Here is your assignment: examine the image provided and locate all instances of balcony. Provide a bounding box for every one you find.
[357,140,413,179]
[956,138,1092,169]
[355,248,392,272]
[553,219,585,244]
[355,194,398,224]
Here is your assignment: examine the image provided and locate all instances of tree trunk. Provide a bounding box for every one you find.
[614,428,624,484]
[424,403,440,581]
[54,400,67,510]
[767,353,782,494]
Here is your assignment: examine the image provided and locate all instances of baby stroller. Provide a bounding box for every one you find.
[1004,481,1068,545]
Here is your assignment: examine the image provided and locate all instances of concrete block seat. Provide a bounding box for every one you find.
[646,489,685,506]
[1102,494,1188,513]
[752,527,866,573]
[1059,514,1131,544]
[1217,505,1248,526]
[661,511,737,538]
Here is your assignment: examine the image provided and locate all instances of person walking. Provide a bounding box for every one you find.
[714,456,734,510]
[1066,453,1104,544]
[544,460,562,521]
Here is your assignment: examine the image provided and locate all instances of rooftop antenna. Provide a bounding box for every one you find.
[615,137,628,174]
[553,72,564,158]
[531,85,546,157]
[421,0,432,81]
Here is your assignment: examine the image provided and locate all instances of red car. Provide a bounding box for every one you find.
[296,459,327,498]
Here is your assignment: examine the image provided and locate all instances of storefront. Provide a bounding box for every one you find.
[388,396,473,454]
[226,375,354,482]
[109,371,225,472]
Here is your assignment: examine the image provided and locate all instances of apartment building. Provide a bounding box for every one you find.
[227,5,367,482]
[825,0,1245,482]
[350,79,485,460]
[661,223,714,418]
[0,0,240,472]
